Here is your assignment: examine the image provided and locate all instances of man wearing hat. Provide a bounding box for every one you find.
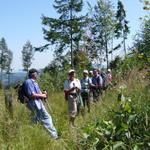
[24,68,58,139]
[64,69,81,127]
[80,70,91,113]
[106,69,112,87]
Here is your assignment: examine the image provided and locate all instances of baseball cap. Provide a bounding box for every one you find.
[89,70,93,74]
[68,69,75,74]
[83,70,88,74]
[108,69,111,72]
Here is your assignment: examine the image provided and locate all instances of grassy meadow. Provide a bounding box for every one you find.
[0,67,149,150]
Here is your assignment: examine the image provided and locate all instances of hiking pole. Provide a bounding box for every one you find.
[46,98,53,113]
[43,89,53,114]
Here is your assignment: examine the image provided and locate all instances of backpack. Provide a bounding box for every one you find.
[101,72,107,81]
[92,76,100,86]
[81,77,90,93]
[17,82,29,104]
[100,72,107,87]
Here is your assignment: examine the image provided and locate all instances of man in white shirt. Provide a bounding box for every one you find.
[64,69,81,127]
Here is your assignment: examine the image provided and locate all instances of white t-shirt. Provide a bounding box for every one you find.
[64,78,81,93]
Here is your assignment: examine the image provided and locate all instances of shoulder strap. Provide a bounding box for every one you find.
[97,76,100,83]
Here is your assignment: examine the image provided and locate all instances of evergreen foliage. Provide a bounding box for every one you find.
[0,38,13,86]
[115,0,130,56]
[88,0,115,68]
[22,41,34,73]
[41,0,85,68]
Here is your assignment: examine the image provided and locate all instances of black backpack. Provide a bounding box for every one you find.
[17,82,29,104]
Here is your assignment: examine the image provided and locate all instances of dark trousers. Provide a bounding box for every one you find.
[81,92,90,110]
[93,88,102,101]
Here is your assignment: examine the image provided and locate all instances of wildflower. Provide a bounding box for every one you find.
[118,84,127,93]
[127,97,131,102]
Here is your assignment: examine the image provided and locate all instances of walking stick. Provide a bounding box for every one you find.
[45,98,53,113]
[43,89,53,114]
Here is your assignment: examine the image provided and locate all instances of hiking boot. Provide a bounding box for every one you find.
[54,136,61,140]
[53,135,61,140]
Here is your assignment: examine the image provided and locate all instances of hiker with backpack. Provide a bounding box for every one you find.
[100,69,108,91]
[23,68,58,139]
[91,69,103,102]
[80,70,91,113]
[88,70,94,103]
[106,69,113,88]
[64,69,81,128]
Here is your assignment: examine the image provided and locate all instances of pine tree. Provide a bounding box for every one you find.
[41,0,85,69]
[134,18,150,56]
[0,38,11,84]
[5,49,13,85]
[5,50,13,72]
[22,41,34,74]
[90,0,115,68]
[115,0,130,56]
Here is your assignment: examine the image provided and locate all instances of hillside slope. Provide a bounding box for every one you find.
[0,67,149,150]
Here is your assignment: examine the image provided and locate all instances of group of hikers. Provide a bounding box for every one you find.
[64,68,112,128]
[20,68,112,140]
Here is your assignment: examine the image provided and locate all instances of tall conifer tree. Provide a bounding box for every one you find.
[115,0,130,56]
[0,38,12,84]
[41,0,85,68]
[90,0,115,68]
[22,41,34,74]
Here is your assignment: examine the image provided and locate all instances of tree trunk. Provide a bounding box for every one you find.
[105,33,109,69]
[70,1,74,69]
[0,68,3,86]
[123,31,126,56]
[111,38,113,61]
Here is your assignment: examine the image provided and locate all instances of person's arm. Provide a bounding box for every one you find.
[74,79,81,93]
[64,87,76,94]
[89,78,96,88]
[26,80,47,100]
[99,76,103,87]
[31,92,47,99]
[64,80,76,94]
[78,79,81,91]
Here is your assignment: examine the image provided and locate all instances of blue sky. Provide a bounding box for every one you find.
[0,0,147,71]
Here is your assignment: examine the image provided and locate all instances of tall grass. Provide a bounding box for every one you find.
[0,67,149,149]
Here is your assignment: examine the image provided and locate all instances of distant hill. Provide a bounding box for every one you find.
[0,71,27,86]
[0,69,43,86]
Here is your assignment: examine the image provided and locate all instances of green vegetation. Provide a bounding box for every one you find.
[0,0,150,149]
[0,38,13,86]
[0,53,149,149]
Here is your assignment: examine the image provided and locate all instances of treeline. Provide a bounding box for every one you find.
[1,0,150,89]
[35,0,130,91]
[37,0,150,91]
[38,0,129,69]
[0,39,34,87]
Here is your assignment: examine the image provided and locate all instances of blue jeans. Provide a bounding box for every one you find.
[27,101,58,139]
